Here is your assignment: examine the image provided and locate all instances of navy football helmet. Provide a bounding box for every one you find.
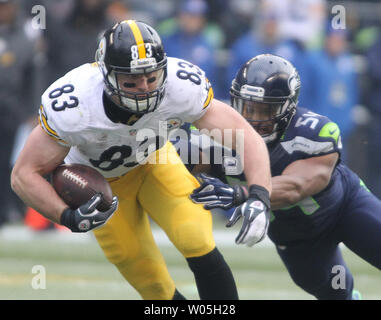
[96,20,167,114]
[230,54,300,143]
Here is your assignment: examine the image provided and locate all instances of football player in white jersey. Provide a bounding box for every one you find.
[11,20,272,300]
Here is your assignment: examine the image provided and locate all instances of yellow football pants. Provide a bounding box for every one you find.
[93,142,215,300]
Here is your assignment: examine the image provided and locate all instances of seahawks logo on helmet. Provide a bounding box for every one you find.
[288,73,301,95]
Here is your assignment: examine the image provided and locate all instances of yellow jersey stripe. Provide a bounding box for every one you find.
[39,105,59,137]
[203,86,214,109]
[127,20,146,59]
[38,117,68,145]
[38,105,68,144]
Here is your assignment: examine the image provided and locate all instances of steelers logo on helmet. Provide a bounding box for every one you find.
[97,37,107,62]
[95,36,107,74]
[230,54,300,144]
[96,20,167,114]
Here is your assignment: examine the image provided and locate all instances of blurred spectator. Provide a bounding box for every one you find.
[122,0,175,25]
[261,0,326,49]
[227,10,282,83]
[227,5,314,105]
[106,1,130,22]
[43,0,128,87]
[354,24,380,54]
[306,26,359,160]
[0,0,41,226]
[159,0,224,99]
[364,28,381,197]
[220,0,257,47]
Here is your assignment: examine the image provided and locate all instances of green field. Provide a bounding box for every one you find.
[0,219,380,300]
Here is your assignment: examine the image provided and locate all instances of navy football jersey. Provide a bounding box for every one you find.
[172,107,364,244]
[263,107,354,244]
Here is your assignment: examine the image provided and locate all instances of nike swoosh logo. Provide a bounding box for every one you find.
[92,220,104,226]
[248,208,255,220]
[329,128,338,135]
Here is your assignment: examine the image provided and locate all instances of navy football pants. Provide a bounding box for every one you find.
[276,185,381,299]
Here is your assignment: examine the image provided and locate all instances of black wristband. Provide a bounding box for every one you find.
[233,185,248,206]
[248,184,271,209]
[60,207,75,231]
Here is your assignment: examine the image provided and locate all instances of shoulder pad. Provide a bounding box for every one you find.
[281,107,342,156]
[164,57,214,123]
[40,64,103,145]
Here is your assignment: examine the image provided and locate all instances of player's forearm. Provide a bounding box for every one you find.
[240,128,272,193]
[194,99,271,193]
[270,175,305,210]
[11,170,68,224]
[271,154,337,210]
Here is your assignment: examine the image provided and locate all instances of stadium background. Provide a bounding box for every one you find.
[0,0,380,299]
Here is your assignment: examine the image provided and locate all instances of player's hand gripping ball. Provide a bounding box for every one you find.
[52,164,118,232]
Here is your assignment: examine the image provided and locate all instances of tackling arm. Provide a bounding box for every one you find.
[271,153,339,210]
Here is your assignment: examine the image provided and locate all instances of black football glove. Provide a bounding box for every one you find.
[190,173,248,210]
[60,193,118,233]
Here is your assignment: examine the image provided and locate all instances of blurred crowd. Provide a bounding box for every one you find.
[1,0,381,227]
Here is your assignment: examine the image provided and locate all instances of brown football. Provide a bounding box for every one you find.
[52,164,113,211]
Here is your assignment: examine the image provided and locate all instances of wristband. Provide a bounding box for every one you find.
[60,207,75,230]
[233,185,248,206]
[248,184,271,209]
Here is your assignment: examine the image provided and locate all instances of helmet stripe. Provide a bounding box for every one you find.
[126,20,146,59]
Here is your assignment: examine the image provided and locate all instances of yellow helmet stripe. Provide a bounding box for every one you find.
[126,20,146,59]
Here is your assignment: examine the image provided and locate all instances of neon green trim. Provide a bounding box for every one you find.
[278,197,320,216]
[319,122,340,144]
[360,179,370,192]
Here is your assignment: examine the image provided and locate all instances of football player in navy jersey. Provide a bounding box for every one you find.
[189,54,381,299]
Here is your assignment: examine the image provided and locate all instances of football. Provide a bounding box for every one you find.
[52,164,113,211]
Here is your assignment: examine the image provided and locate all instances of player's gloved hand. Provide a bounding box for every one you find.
[226,185,270,246]
[191,174,271,246]
[60,193,118,233]
[190,173,248,210]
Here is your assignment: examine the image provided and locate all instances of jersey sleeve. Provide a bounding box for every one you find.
[281,109,343,158]
[165,57,214,123]
[316,121,343,155]
[38,103,71,146]
[38,66,93,147]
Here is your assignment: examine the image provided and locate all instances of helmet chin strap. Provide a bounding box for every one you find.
[263,131,279,144]
[254,121,280,144]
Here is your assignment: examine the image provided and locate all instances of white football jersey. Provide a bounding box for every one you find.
[39,57,214,178]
